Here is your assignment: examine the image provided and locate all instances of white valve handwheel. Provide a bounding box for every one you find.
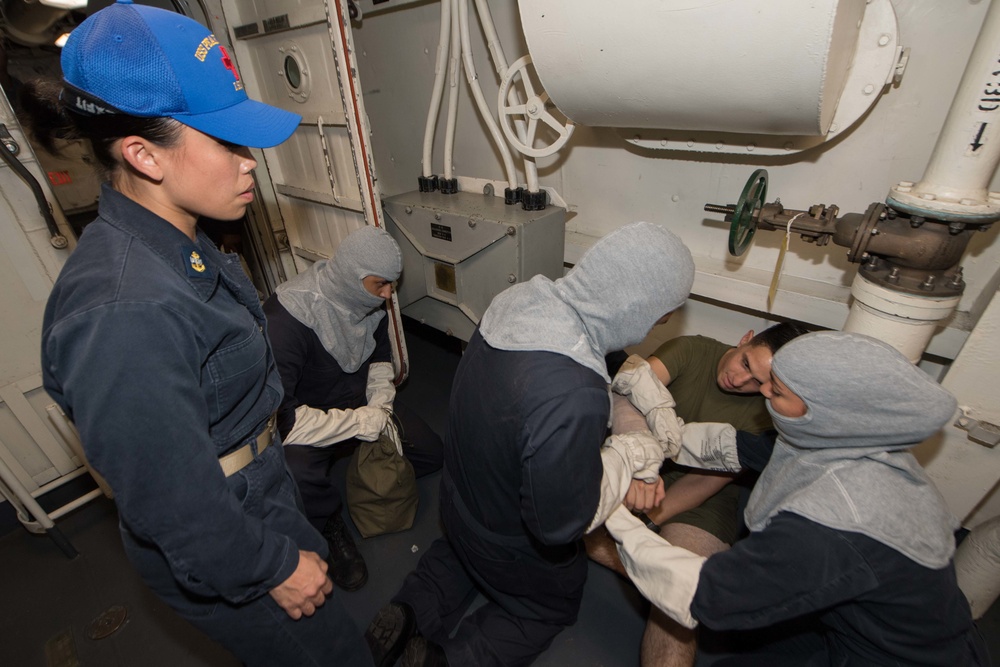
[498,55,575,159]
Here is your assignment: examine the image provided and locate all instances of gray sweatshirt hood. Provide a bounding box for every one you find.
[479,221,694,381]
[746,331,959,568]
[276,225,401,373]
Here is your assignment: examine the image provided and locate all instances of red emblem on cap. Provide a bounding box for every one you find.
[220,46,240,82]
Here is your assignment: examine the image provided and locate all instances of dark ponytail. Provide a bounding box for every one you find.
[18,77,182,179]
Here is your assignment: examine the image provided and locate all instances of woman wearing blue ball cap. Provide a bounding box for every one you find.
[28,1,373,664]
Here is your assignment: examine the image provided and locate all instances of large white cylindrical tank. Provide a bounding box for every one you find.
[519,0,868,136]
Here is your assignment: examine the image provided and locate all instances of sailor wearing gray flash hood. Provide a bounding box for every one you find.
[366,222,695,667]
[747,331,959,568]
[275,225,403,374]
[263,226,443,593]
[478,220,695,381]
[605,331,987,666]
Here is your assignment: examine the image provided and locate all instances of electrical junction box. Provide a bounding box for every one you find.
[384,190,566,341]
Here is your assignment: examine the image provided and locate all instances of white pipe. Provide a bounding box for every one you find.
[887,0,1000,219]
[458,0,517,190]
[474,0,507,77]
[422,0,452,177]
[842,275,961,364]
[955,516,1000,620]
[473,0,539,192]
[443,0,461,181]
[848,4,1000,359]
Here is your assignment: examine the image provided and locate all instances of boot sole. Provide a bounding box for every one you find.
[366,603,416,667]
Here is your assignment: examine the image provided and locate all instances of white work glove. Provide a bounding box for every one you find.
[621,430,673,483]
[611,394,667,484]
[675,422,742,473]
[611,355,683,458]
[587,430,670,533]
[605,506,705,629]
[366,362,396,411]
[285,404,388,446]
[353,406,389,442]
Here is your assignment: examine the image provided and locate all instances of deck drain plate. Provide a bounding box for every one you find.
[87,604,128,640]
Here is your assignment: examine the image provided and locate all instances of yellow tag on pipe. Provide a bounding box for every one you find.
[767,213,804,312]
[767,238,787,311]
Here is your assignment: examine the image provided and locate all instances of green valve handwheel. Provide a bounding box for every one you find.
[729,169,768,256]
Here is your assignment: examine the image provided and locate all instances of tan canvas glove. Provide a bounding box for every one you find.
[353,406,389,442]
[675,422,742,472]
[286,404,388,446]
[587,430,669,533]
[605,506,705,629]
[611,354,683,458]
[366,361,396,411]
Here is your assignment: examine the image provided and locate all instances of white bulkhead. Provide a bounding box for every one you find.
[1,0,999,603]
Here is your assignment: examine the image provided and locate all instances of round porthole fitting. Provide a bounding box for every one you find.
[278,42,311,103]
[284,55,301,89]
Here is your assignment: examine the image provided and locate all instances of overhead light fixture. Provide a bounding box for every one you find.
[40,0,88,8]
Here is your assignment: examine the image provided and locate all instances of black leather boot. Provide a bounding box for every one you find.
[321,514,368,591]
[365,601,416,667]
[402,636,448,667]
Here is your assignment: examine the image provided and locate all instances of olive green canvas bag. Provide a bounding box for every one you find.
[345,411,418,537]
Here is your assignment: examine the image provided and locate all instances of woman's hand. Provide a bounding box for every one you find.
[269,550,334,619]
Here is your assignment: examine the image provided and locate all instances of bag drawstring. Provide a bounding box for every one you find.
[381,407,405,456]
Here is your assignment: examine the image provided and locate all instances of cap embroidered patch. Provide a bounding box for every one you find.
[219,45,244,92]
[194,34,219,62]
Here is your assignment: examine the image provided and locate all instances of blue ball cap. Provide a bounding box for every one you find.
[60,0,301,148]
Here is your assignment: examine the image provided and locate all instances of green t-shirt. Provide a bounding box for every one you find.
[651,335,772,434]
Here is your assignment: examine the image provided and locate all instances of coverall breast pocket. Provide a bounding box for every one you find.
[207,327,269,424]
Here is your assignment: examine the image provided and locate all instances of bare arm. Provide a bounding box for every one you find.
[612,394,665,512]
[615,370,738,523]
[646,355,672,386]
[647,471,736,525]
[586,395,673,532]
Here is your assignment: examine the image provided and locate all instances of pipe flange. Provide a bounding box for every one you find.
[850,273,962,317]
[847,202,884,263]
[887,184,1000,225]
[858,262,965,297]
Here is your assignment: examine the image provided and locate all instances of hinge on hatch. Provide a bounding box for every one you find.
[317,116,338,202]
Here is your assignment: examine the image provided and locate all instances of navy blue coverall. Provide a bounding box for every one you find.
[42,184,372,666]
